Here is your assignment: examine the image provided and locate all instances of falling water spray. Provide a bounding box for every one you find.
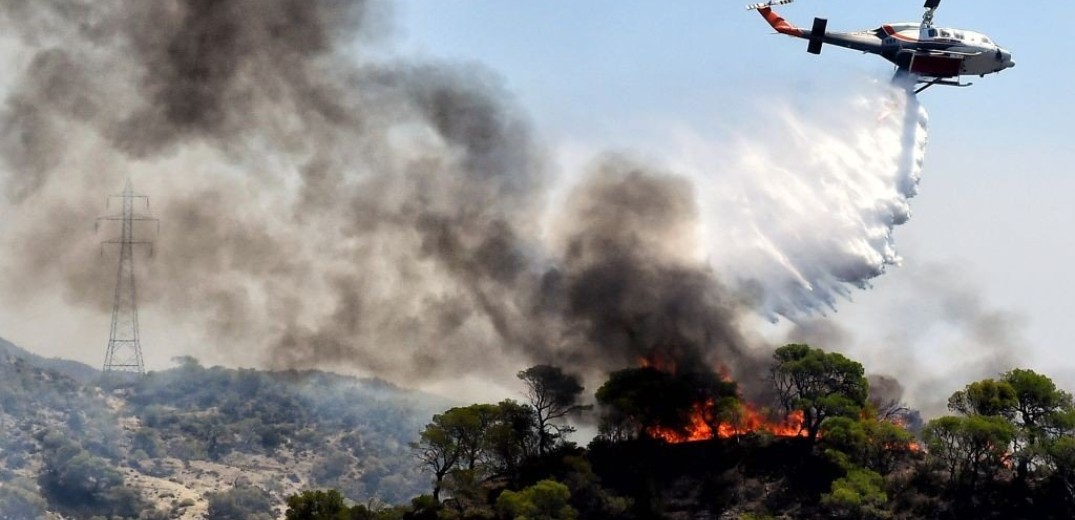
[674,78,930,319]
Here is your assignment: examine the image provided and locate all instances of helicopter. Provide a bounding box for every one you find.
[746,0,1015,93]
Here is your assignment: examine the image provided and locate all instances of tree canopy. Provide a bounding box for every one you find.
[285,490,350,520]
[412,401,545,503]
[928,369,1075,491]
[594,367,699,441]
[769,344,869,442]
[923,414,1017,489]
[323,355,1075,519]
[518,365,589,454]
[496,480,578,520]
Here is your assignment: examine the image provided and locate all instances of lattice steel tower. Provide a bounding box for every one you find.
[98,179,158,378]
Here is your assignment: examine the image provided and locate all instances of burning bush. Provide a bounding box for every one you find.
[593,344,875,444]
[397,357,1075,519]
[594,366,736,442]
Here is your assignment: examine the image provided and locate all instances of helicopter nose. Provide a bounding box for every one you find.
[995,49,1015,70]
[1002,50,1015,69]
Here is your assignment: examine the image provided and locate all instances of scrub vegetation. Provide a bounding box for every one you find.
[4,335,1075,519]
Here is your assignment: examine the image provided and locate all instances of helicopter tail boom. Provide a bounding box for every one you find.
[756,6,804,37]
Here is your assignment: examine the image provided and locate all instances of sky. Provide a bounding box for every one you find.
[1,0,1072,407]
[386,0,1075,390]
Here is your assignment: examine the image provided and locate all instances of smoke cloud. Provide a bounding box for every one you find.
[0,0,928,397]
[784,262,1025,417]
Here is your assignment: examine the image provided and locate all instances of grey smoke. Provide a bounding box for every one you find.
[784,319,853,353]
[0,0,752,387]
[784,263,1024,417]
[542,157,765,381]
[0,0,925,399]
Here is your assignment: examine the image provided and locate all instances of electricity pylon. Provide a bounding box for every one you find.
[97,179,158,379]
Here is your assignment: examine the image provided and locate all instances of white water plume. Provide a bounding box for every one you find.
[671,79,929,318]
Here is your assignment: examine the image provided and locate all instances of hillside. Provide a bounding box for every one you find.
[0,337,101,384]
[0,340,448,519]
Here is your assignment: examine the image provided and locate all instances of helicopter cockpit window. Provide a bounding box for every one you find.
[928,29,938,38]
[982,37,993,45]
[953,31,965,40]
[939,30,951,38]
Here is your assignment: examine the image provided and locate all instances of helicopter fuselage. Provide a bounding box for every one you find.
[878,24,1014,77]
[754,5,1015,86]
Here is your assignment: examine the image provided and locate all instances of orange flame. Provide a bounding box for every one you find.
[634,358,808,443]
[647,401,807,443]
[635,359,911,449]
[639,354,677,374]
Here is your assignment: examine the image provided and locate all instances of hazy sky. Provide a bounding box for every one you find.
[388,0,1075,388]
[1,0,1071,405]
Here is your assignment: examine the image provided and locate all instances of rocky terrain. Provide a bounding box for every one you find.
[0,337,446,519]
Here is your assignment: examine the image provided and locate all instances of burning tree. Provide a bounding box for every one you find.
[594,367,744,442]
[596,367,714,441]
[769,344,869,443]
[398,361,1075,518]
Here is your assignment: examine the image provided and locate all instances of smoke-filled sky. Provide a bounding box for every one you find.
[0,0,1071,412]
[388,0,1075,409]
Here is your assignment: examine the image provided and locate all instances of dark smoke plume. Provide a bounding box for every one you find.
[0,0,924,399]
[543,158,764,380]
[0,0,760,389]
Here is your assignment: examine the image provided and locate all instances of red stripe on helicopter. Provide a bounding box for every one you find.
[882,25,920,43]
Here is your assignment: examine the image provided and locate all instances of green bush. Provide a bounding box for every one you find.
[821,468,890,519]
[496,479,577,520]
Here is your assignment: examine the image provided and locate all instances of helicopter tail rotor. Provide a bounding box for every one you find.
[746,0,794,11]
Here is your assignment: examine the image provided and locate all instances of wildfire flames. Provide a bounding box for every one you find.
[639,355,807,444]
[648,401,807,444]
[634,357,922,452]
